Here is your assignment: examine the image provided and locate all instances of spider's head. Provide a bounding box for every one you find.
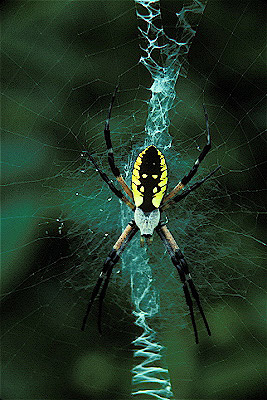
[134,207,160,245]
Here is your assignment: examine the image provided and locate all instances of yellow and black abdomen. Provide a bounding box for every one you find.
[131,145,168,212]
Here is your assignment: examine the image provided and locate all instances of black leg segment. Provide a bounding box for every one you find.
[81,221,138,333]
[171,165,221,204]
[156,223,211,343]
[162,105,213,205]
[104,86,120,178]
[83,151,135,210]
[180,105,211,186]
[81,249,119,332]
[103,86,134,200]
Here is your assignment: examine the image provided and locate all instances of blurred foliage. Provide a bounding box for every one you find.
[1,1,266,399]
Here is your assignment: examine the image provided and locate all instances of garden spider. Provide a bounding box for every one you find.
[81,88,220,344]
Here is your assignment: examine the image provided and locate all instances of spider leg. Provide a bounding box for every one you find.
[81,221,138,332]
[97,267,113,334]
[161,165,221,210]
[163,104,212,204]
[81,248,119,332]
[187,278,211,337]
[104,86,134,200]
[83,152,135,210]
[156,222,211,344]
[182,276,199,344]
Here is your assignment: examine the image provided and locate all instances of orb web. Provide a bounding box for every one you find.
[1,1,266,399]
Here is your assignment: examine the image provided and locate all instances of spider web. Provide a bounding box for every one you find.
[1,1,266,399]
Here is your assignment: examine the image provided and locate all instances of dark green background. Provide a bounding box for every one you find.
[1,1,266,399]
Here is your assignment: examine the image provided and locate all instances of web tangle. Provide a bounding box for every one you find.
[124,1,208,398]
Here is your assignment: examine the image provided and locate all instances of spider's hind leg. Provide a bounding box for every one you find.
[81,221,138,333]
[187,277,211,336]
[81,248,119,333]
[171,248,200,344]
[156,222,211,343]
[174,248,211,338]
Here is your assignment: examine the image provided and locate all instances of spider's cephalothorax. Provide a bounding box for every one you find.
[132,145,167,239]
[82,87,221,344]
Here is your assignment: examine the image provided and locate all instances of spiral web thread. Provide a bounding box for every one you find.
[127,1,207,398]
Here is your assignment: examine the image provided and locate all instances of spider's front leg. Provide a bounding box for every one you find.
[156,222,211,344]
[163,104,212,205]
[161,165,221,211]
[84,152,135,210]
[104,86,133,200]
[81,221,138,333]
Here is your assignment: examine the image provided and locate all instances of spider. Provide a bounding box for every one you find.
[81,87,220,344]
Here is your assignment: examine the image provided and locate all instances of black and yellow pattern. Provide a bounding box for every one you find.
[132,145,168,212]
